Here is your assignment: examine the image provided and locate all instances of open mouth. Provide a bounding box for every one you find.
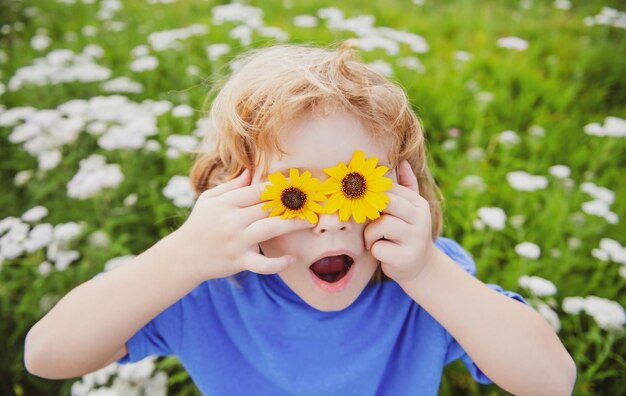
[309,255,354,283]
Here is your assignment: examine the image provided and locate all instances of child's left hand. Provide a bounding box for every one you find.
[364,160,436,283]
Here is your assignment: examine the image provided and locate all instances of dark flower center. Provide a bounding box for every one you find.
[281,187,307,210]
[342,172,367,199]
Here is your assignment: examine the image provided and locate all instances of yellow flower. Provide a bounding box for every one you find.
[261,169,327,224]
[319,150,392,223]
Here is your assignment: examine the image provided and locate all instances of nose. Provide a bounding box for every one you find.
[313,212,352,235]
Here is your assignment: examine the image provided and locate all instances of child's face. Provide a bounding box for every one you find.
[252,110,397,311]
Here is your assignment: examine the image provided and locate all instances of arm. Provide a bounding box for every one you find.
[398,246,577,396]
[24,169,312,379]
[364,161,576,396]
[24,233,201,379]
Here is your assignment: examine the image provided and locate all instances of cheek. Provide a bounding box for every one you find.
[259,233,298,258]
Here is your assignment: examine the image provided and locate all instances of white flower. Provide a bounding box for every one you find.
[583,117,626,137]
[367,60,393,76]
[54,222,84,242]
[130,56,158,72]
[38,150,62,171]
[54,250,80,271]
[37,261,53,276]
[518,275,557,296]
[88,230,110,247]
[528,125,545,137]
[498,130,520,145]
[396,57,425,73]
[509,214,525,229]
[206,43,230,62]
[553,0,571,10]
[7,47,112,90]
[497,36,529,51]
[22,206,49,222]
[515,242,541,259]
[14,170,33,187]
[117,357,156,381]
[562,296,586,314]
[23,223,53,253]
[454,51,472,62]
[171,104,194,118]
[506,171,548,191]
[537,302,561,332]
[596,238,626,265]
[165,134,198,158]
[31,34,51,51]
[124,193,138,207]
[581,200,619,224]
[548,165,570,179]
[293,15,318,28]
[584,7,626,30]
[163,175,195,208]
[458,175,486,191]
[67,154,124,199]
[477,207,507,230]
[584,296,626,331]
[101,77,144,93]
[581,182,615,204]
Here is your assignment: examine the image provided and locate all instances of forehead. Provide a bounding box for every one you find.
[266,111,391,174]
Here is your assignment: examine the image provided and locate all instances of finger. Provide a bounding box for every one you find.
[242,216,315,245]
[240,202,270,222]
[241,251,295,275]
[397,160,420,195]
[389,182,424,208]
[381,192,421,225]
[222,181,271,208]
[200,169,251,200]
[364,215,406,250]
[370,239,403,264]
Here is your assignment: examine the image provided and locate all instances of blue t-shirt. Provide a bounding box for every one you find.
[101,237,529,395]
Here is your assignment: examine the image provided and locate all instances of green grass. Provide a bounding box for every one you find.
[1,0,625,395]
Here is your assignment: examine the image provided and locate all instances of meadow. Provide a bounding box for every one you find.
[1,0,625,395]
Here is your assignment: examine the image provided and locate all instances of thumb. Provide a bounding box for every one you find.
[398,160,420,194]
[200,168,251,200]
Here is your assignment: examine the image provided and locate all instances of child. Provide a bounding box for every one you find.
[24,42,576,395]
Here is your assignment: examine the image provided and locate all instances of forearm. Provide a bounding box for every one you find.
[398,247,576,396]
[24,232,202,379]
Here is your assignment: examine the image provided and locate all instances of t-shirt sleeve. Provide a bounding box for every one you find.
[434,237,531,384]
[91,272,183,364]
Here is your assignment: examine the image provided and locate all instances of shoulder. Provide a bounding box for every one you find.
[434,236,477,277]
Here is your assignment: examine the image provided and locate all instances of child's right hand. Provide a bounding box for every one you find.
[168,169,314,282]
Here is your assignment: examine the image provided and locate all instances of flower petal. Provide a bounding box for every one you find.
[349,150,366,172]
[369,165,390,179]
[289,168,300,185]
[339,199,352,222]
[364,201,381,220]
[364,191,387,211]
[351,199,366,223]
[270,205,286,216]
[362,156,379,176]
[324,193,345,214]
[367,177,393,192]
[308,201,325,213]
[268,172,290,188]
[324,163,348,180]
[298,170,311,188]
[303,209,318,224]
[319,178,341,195]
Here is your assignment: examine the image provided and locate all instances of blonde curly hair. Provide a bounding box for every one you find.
[189,42,444,281]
